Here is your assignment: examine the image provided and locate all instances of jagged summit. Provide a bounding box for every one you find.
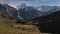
[17,3,27,9]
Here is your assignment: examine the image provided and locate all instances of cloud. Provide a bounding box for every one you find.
[41,0,48,1]
[5,0,60,6]
[19,0,48,1]
[4,0,48,6]
[7,1,40,7]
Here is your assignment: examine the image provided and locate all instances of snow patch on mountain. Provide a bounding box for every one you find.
[8,4,19,10]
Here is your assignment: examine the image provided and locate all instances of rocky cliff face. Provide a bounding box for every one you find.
[5,4,18,19]
[19,6,41,20]
[0,4,18,19]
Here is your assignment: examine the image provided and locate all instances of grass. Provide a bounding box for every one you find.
[0,16,52,34]
[0,16,40,34]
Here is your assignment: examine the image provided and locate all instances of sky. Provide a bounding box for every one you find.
[3,0,60,6]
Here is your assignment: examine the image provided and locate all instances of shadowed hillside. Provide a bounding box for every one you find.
[33,11,60,33]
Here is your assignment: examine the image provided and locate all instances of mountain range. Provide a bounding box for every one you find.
[0,3,60,21]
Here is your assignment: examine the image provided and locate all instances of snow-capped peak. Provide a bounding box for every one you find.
[37,8,41,11]
[8,4,19,10]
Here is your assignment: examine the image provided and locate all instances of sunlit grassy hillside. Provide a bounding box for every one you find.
[0,16,40,34]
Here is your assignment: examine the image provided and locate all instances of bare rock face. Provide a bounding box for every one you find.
[0,4,18,19]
